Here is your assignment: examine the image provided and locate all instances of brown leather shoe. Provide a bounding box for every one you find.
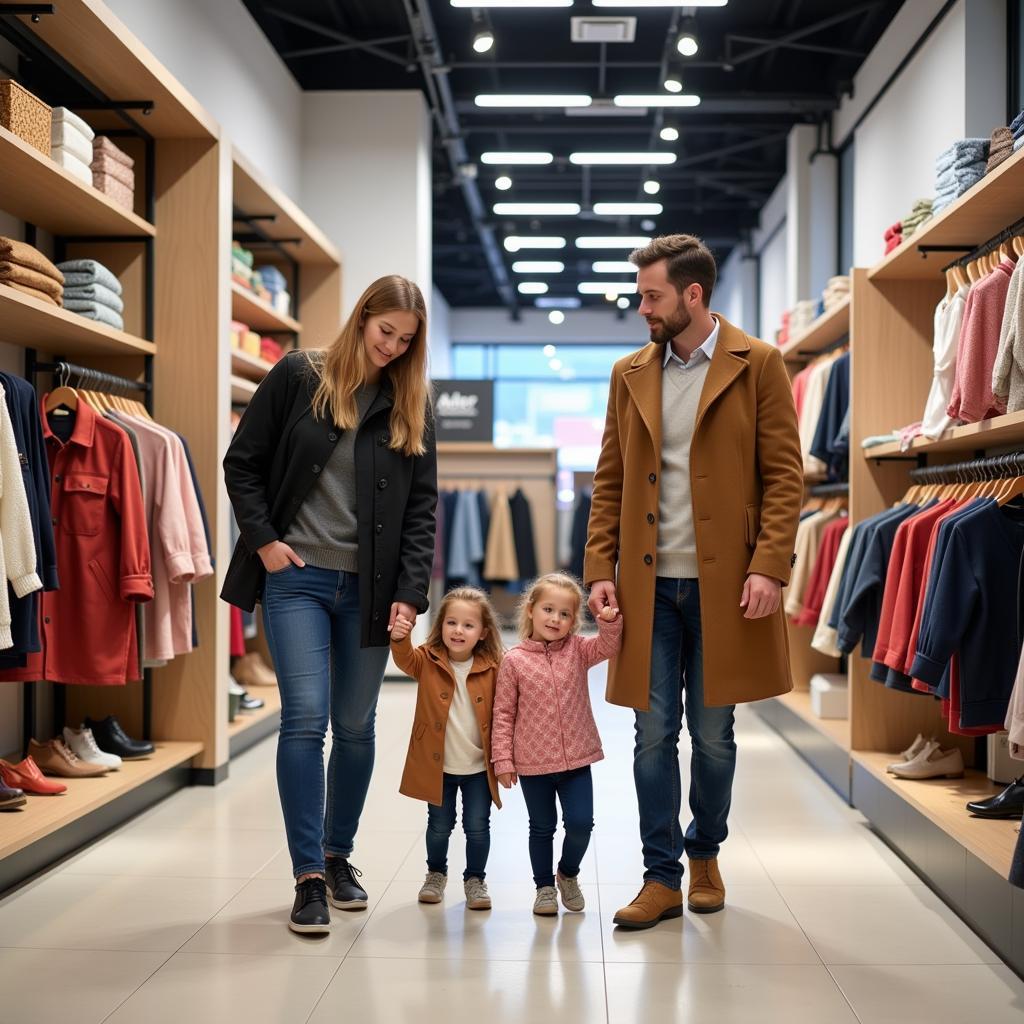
[29,738,108,779]
[687,857,726,914]
[612,881,683,930]
[232,652,277,688]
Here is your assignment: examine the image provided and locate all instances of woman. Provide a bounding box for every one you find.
[222,275,437,935]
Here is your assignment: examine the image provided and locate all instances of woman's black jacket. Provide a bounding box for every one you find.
[221,351,437,647]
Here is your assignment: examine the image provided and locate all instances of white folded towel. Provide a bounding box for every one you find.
[51,147,92,187]
[50,107,94,143]
[50,123,93,166]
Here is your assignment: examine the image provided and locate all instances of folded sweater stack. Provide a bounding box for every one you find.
[933,138,989,213]
[823,275,850,310]
[0,237,64,306]
[91,137,135,212]
[901,198,933,238]
[50,107,95,187]
[231,242,257,292]
[56,259,124,331]
[986,126,1014,174]
[790,299,818,337]
[256,265,291,318]
[884,221,902,255]
[1012,109,1024,153]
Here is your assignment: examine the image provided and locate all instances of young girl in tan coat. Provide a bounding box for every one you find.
[390,587,503,910]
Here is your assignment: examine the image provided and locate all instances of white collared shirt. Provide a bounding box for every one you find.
[663,316,720,370]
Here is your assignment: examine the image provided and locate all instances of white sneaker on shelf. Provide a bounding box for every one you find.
[887,733,929,773]
[890,739,964,780]
[63,726,122,771]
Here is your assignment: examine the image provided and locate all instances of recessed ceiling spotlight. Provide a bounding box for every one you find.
[640,219,657,231]
[495,175,513,190]
[472,28,495,53]
[677,33,698,57]
[617,296,631,309]
[643,180,661,195]
[660,126,679,142]
[663,76,683,94]
[543,344,557,356]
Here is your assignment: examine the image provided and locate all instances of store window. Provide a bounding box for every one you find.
[450,343,633,473]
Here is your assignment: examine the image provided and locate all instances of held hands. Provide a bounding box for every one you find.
[598,605,620,622]
[740,573,782,620]
[388,602,418,637]
[390,614,415,642]
[257,540,305,574]
[588,580,619,619]
[498,772,518,789]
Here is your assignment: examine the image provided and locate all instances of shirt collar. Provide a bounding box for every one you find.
[663,316,720,368]
[41,393,96,448]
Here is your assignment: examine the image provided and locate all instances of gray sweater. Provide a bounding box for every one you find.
[657,347,712,579]
[285,386,379,572]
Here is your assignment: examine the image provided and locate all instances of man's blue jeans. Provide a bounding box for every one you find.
[262,565,389,878]
[634,577,737,890]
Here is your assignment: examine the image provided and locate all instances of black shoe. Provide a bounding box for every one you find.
[967,778,1024,819]
[239,691,265,711]
[289,877,331,935]
[84,715,155,760]
[326,857,368,910]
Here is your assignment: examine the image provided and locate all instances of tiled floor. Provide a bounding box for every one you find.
[3,671,1024,1023]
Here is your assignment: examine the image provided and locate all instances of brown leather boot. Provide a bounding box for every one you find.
[233,652,277,688]
[687,857,726,914]
[29,738,108,779]
[612,881,683,930]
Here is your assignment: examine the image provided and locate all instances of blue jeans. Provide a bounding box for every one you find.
[634,577,737,890]
[262,565,389,878]
[519,766,594,889]
[425,771,492,880]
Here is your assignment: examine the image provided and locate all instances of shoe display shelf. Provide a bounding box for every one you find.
[228,684,282,759]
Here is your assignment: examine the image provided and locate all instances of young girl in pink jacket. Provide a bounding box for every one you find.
[491,572,622,916]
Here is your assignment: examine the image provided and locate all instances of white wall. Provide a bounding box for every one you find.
[713,247,757,334]
[301,90,433,316]
[105,0,303,199]
[758,225,788,345]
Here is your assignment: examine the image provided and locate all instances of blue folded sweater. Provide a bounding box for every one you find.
[935,138,990,174]
[56,259,123,296]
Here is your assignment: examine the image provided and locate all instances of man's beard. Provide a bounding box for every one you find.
[647,301,691,345]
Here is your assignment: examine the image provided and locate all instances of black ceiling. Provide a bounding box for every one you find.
[241,0,903,310]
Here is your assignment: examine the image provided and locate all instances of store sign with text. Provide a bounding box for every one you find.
[433,379,494,442]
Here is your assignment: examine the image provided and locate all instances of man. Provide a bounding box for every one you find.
[585,234,803,930]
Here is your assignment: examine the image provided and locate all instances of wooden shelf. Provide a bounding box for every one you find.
[776,688,851,750]
[227,685,281,742]
[230,282,301,334]
[0,283,155,357]
[0,740,203,862]
[780,296,850,361]
[869,146,1024,281]
[0,126,155,238]
[863,410,1024,459]
[233,148,341,266]
[852,750,1019,878]
[15,1,217,140]
[230,375,258,404]
[230,348,277,383]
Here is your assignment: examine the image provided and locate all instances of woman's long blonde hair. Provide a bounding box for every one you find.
[308,274,429,456]
[518,573,585,639]
[426,587,505,666]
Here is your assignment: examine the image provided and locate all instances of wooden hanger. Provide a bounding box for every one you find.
[44,364,79,414]
[1013,235,1024,258]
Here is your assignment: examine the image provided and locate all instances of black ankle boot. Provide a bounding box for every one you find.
[326,858,368,910]
[289,877,330,935]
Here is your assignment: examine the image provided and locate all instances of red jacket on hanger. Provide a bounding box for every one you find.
[0,399,153,686]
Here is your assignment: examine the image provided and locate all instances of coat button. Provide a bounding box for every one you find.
[440,692,448,700]
[647,513,655,524]
[435,722,441,730]
[378,434,389,446]
[433,753,440,761]
[376,523,383,534]
[375,571,382,581]
[55,474,62,483]
[644,554,653,565]
[44,616,51,624]
[475,696,483,703]
[377,478,388,490]
[328,432,338,442]
[312,464,321,474]
[649,473,656,484]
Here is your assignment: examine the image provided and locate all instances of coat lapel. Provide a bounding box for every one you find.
[695,314,750,434]
[622,344,663,450]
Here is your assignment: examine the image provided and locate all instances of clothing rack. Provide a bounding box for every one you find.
[930,212,1024,270]
[908,450,1024,484]
[22,356,157,757]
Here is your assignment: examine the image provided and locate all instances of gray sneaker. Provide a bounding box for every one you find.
[556,873,585,912]
[533,885,559,916]
[464,876,491,910]
[418,871,447,904]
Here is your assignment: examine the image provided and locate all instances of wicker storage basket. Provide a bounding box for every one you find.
[0,80,51,156]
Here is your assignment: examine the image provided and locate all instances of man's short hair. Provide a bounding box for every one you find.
[629,234,716,306]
